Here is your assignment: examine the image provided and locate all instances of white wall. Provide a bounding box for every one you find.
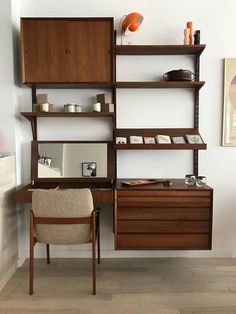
[11,0,236,259]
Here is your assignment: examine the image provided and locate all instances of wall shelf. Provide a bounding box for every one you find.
[115,128,206,150]
[115,143,206,150]
[21,112,114,119]
[115,81,205,89]
[21,111,114,140]
[24,82,114,89]
[115,44,206,56]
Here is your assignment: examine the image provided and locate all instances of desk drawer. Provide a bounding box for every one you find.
[116,234,210,250]
[115,187,213,250]
[117,207,210,220]
[117,190,211,207]
[117,220,209,234]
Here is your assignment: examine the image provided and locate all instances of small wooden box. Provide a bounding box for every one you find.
[101,103,114,112]
[97,93,112,104]
[36,93,48,104]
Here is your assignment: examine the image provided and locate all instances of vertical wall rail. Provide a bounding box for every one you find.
[112,30,117,233]
[193,54,201,176]
[194,88,199,129]
[193,150,199,176]
[113,30,117,181]
[31,86,36,111]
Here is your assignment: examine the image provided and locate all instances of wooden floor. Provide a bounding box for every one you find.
[1,258,236,314]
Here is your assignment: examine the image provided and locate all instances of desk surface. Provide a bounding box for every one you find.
[16,179,212,204]
[16,183,113,204]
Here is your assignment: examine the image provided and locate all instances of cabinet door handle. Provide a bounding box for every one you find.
[65,49,71,54]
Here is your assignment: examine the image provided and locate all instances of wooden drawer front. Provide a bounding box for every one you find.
[117,190,211,198]
[117,220,209,234]
[117,196,210,207]
[117,207,210,220]
[116,234,210,250]
[117,189,211,208]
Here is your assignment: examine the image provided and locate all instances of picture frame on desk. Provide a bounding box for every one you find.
[82,162,97,177]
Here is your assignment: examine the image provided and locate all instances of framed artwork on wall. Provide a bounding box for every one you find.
[222,58,236,146]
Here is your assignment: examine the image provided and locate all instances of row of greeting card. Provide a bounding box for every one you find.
[116,134,204,144]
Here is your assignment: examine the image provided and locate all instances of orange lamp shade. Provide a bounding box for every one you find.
[121,12,144,35]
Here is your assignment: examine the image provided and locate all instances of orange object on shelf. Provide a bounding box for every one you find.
[121,12,143,35]
[186,21,193,45]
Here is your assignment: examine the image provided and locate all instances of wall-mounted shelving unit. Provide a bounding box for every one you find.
[114,44,213,251]
[17,17,213,251]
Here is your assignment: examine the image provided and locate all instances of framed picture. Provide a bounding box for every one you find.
[82,162,97,177]
[222,58,236,146]
[186,134,203,144]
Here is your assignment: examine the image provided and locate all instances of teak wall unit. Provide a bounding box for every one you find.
[114,44,213,250]
[114,44,206,176]
[21,17,114,84]
[20,17,115,189]
[19,17,213,251]
[115,180,213,250]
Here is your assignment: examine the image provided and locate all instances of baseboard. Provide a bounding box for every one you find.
[0,261,17,292]
[27,246,236,259]
[17,251,27,267]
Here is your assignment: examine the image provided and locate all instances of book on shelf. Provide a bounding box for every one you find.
[144,136,156,144]
[156,135,172,144]
[172,136,186,144]
[116,137,127,144]
[130,136,143,144]
[186,134,203,144]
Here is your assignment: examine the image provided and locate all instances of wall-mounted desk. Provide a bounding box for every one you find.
[16,184,113,204]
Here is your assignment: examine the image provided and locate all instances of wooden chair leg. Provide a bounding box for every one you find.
[97,211,101,265]
[46,244,50,264]
[92,211,96,295]
[29,211,34,295]
[97,227,100,265]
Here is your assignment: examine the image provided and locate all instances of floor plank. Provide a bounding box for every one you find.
[0,258,236,314]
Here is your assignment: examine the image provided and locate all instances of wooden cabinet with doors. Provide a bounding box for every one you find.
[21,17,114,84]
[18,17,115,202]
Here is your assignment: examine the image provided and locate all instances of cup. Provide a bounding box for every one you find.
[93,102,101,112]
[196,176,207,187]
[67,103,76,112]
[185,174,195,185]
[75,105,83,112]
[40,102,49,112]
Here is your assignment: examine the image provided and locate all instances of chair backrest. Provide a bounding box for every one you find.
[32,189,94,245]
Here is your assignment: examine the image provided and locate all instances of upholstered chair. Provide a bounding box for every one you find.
[30,188,100,295]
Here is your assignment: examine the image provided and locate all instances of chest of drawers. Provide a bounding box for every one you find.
[115,179,213,250]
